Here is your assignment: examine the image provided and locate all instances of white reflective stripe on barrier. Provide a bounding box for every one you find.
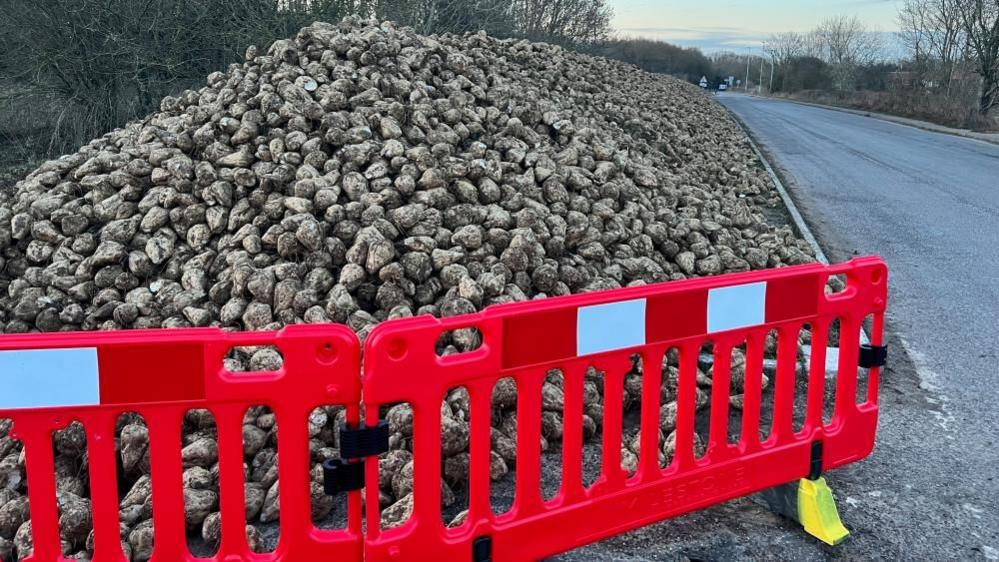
[576,298,647,356]
[707,282,767,333]
[0,347,100,409]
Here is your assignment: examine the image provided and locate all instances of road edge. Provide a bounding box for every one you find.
[737,93,999,147]
[724,109,829,265]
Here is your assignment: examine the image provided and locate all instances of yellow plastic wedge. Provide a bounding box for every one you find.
[798,477,850,546]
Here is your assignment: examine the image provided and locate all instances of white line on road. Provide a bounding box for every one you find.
[897,335,956,436]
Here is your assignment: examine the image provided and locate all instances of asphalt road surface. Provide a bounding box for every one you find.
[556,94,999,561]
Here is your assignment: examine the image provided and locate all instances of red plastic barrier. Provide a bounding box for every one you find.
[0,325,362,562]
[361,257,888,561]
[0,258,888,561]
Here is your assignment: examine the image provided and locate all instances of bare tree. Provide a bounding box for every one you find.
[765,32,808,91]
[378,0,612,45]
[765,32,807,66]
[813,16,885,90]
[955,0,999,114]
[900,0,936,64]
[899,0,966,93]
[376,0,514,36]
[815,16,885,65]
[513,0,613,45]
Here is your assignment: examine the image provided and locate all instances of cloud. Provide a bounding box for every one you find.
[609,0,904,53]
[616,26,768,52]
[617,26,906,59]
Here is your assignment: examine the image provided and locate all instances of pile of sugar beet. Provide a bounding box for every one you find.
[0,16,819,561]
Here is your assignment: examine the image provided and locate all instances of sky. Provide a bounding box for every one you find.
[609,0,903,53]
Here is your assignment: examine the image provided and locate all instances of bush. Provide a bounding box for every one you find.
[1,0,367,159]
[787,88,997,131]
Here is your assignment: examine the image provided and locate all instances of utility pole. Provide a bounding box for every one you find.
[769,60,775,93]
[758,56,764,94]
[745,47,751,92]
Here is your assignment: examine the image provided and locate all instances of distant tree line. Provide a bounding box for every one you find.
[376,0,613,45]
[592,38,714,83]
[0,0,614,162]
[757,16,886,94]
[749,4,998,127]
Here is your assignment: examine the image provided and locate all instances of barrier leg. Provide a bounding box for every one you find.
[759,477,850,546]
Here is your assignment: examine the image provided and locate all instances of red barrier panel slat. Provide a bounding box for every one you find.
[215,404,249,557]
[345,402,362,539]
[277,403,313,558]
[834,316,862,427]
[559,362,585,503]
[363,257,888,562]
[467,380,493,525]
[805,321,830,431]
[769,324,799,444]
[363,404,382,543]
[414,394,444,531]
[637,347,664,482]
[20,419,61,562]
[148,408,187,561]
[512,371,543,518]
[740,330,765,453]
[674,342,699,471]
[87,411,126,562]
[602,356,629,490]
[708,339,733,460]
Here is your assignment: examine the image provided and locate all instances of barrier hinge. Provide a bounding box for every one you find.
[323,421,390,495]
[858,343,887,368]
[340,420,390,459]
[322,458,364,494]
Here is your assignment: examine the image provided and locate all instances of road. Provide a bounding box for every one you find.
[717,93,999,559]
[558,94,999,560]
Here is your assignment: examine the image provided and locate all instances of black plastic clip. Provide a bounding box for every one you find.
[808,440,823,480]
[339,420,390,460]
[322,458,364,494]
[472,536,492,562]
[324,421,390,496]
[858,344,887,369]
